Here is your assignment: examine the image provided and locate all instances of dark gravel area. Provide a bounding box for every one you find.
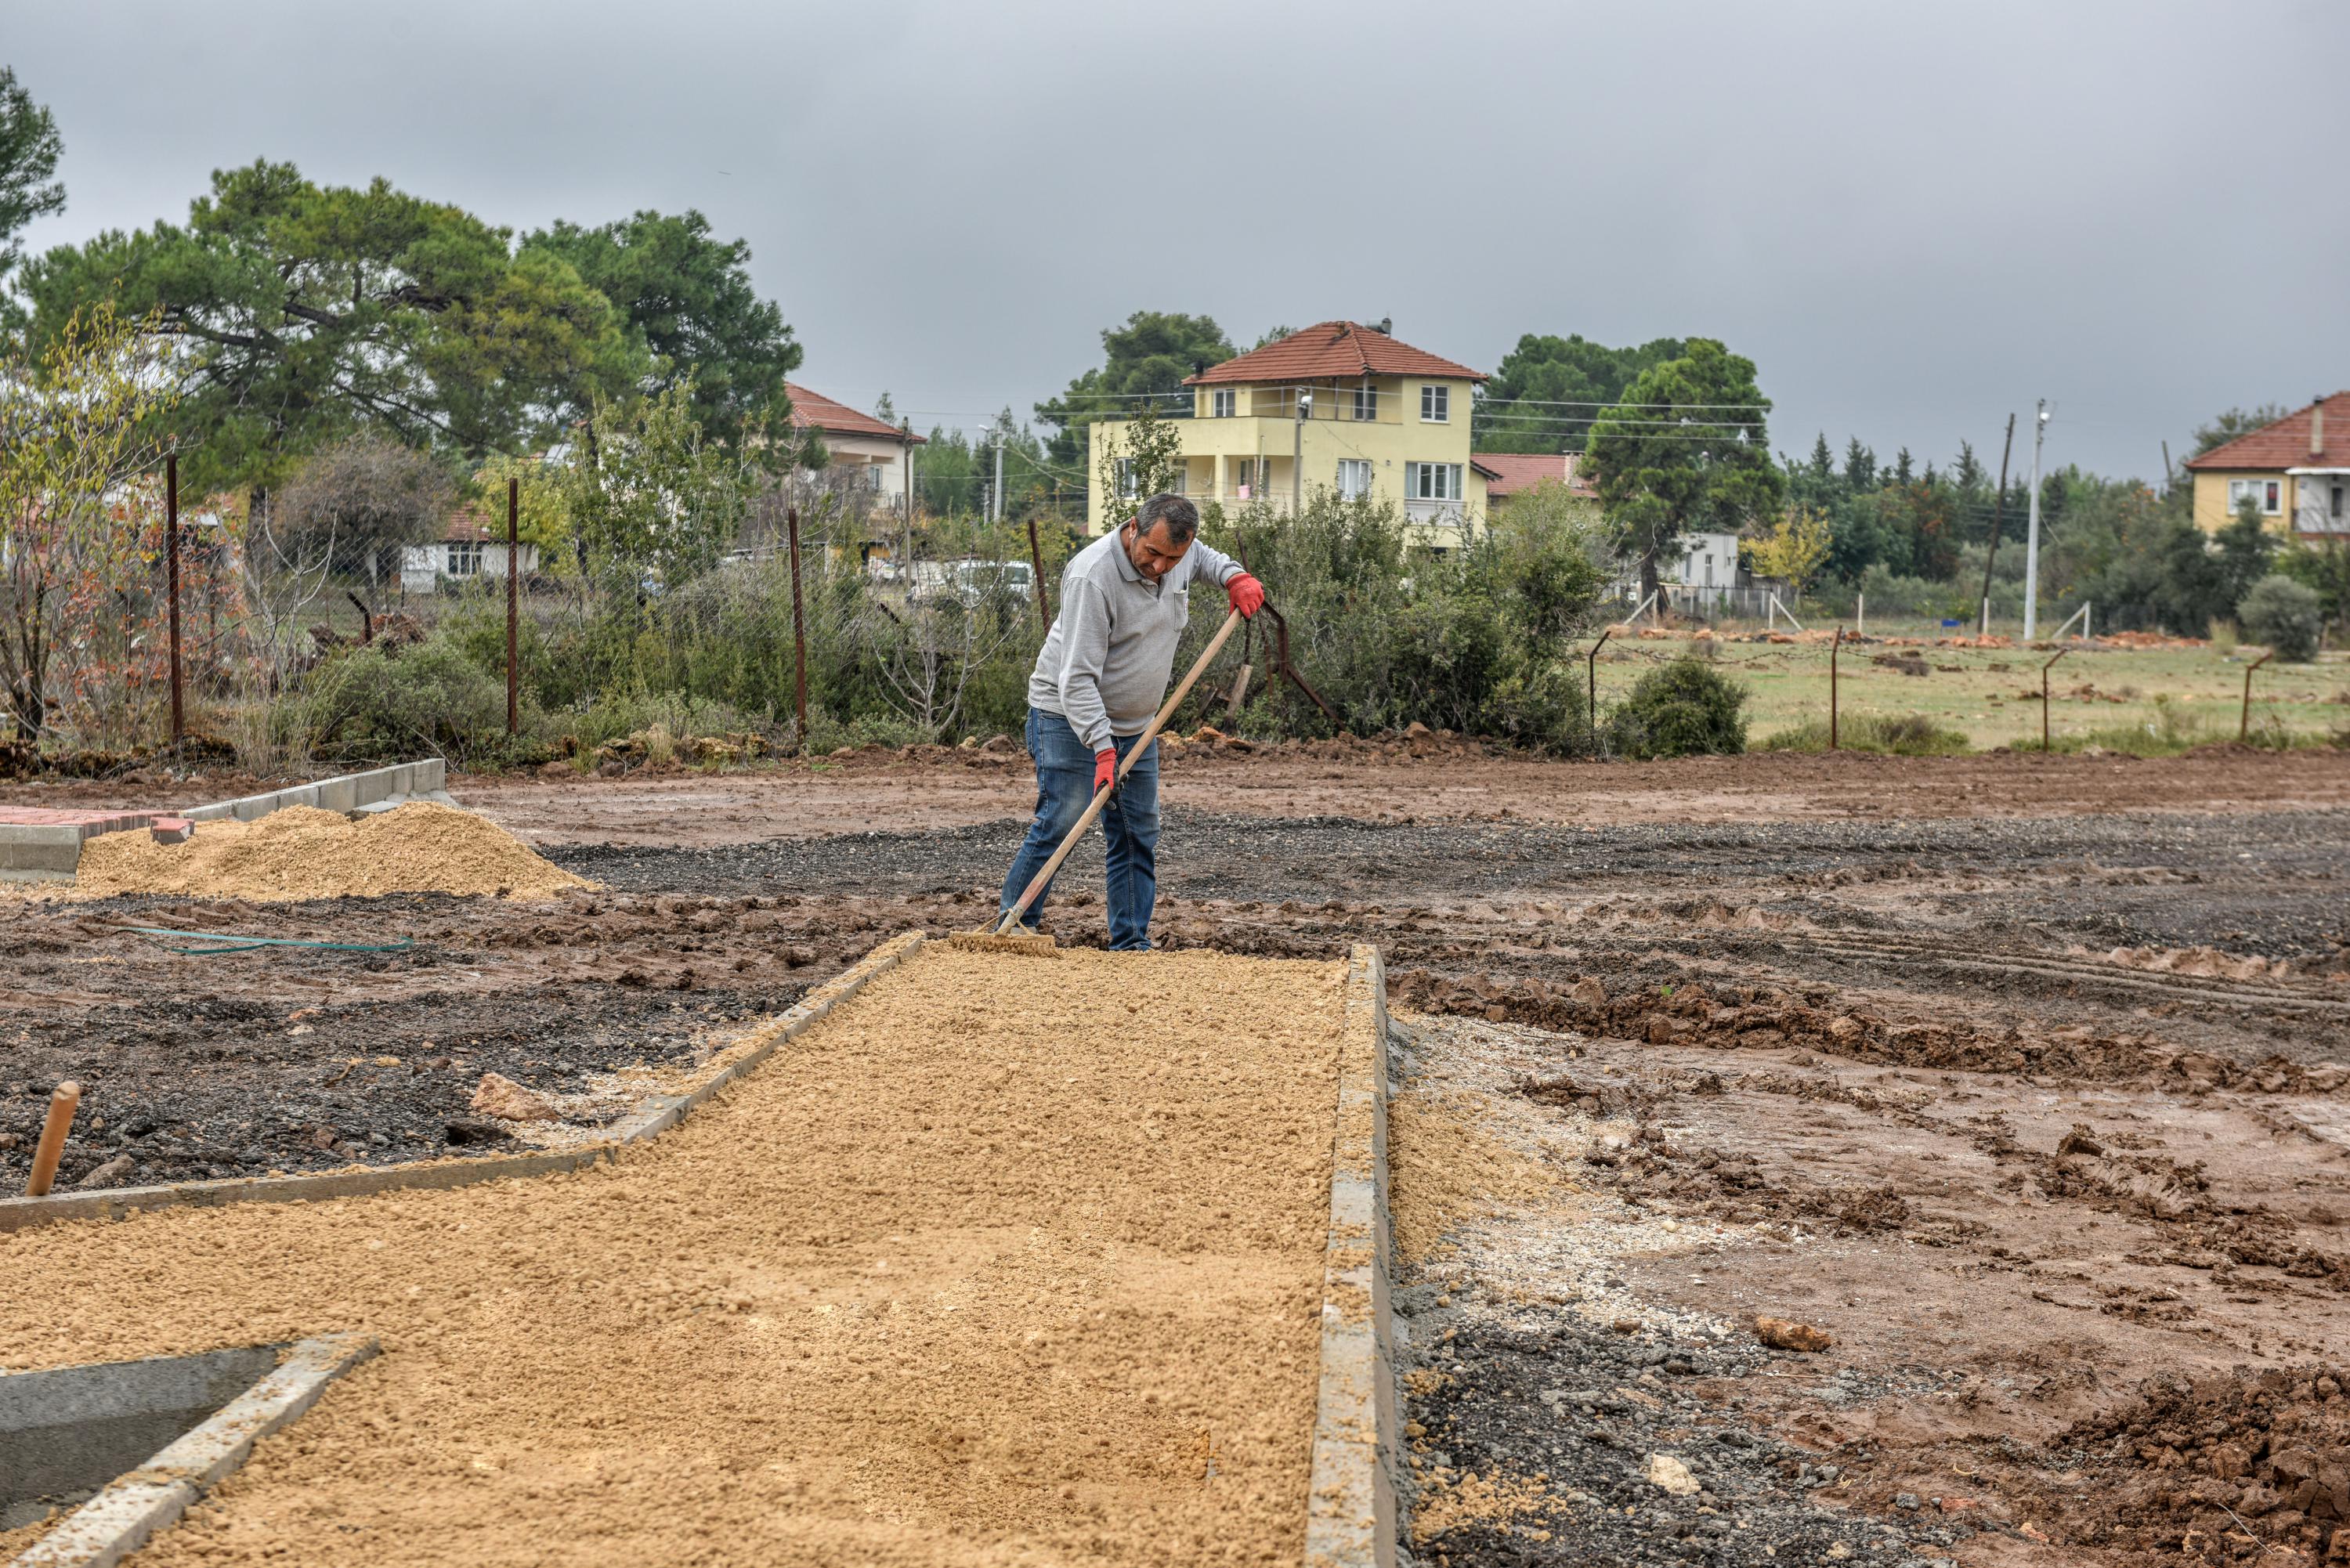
[0,977,801,1188]
[1402,1306,1972,1566]
[549,806,2350,958]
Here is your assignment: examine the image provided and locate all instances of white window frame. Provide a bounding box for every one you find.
[1211,388,1235,418]
[2229,476,2283,515]
[1336,459,1372,500]
[1353,381,1376,422]
[1419,384,1449,423]
[1117,458,1139,498]
[1405,461,1463,502]
[446,540,483,576]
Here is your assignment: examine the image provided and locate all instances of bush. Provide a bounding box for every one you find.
[1604,657,1749,758]
[1759,712,1970,755]
[2237,574,2324,662]
[281,635,540,768]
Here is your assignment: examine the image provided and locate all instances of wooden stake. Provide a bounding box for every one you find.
[26,1082,81,1198]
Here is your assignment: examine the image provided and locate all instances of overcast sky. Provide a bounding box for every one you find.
[8,0,2344,479]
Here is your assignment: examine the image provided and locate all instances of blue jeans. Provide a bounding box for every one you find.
[999,707,1161,950]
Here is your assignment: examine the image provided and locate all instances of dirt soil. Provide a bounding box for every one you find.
[0,945,1345,1566]
[5,742,2350,1563]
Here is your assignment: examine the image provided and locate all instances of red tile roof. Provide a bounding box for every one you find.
[1473,452,1598,500]
[786,383,926,444]
[2182,393,2345,471]
[1184,321,1486,387]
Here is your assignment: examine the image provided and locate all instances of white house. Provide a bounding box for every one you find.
[400,509,541,595]
[787,383,925,512]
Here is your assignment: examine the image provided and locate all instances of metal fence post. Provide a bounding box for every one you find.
[2041,647,2068,751]
[1830,625,1842,750]
[166,451,183,746]
[505,478,519,735]
[787,505,809,744]
[1585,627,1612,740]
[1026,515,1051,634]
[2241,649,2275,742]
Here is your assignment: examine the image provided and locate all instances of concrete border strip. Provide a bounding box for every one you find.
[1306,942,1399,1568]
[11,1333,378,1568]
[180,758,450,824]
[0,932,925,1234]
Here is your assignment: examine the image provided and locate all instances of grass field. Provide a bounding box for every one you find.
[1596,622,2350,753]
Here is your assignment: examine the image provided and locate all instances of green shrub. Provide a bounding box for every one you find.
[281,635,540,768]
[1604,657,1749,758]
[1760,712,1970,755]
[2237,574,2324,662]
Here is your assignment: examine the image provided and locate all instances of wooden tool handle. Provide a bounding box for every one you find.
[26,1081,81,1198]
[996,608,1244,934]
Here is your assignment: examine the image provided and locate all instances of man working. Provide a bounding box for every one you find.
[998,493,1263,950]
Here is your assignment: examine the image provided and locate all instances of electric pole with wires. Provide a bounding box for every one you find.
[2023,399,2048,639]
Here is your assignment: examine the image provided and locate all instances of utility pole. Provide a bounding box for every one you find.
[902,419,916,519]
[2022,399,2048,640]
[992,433,1005,524]
[1292,387,1307,514]
[1979,412,2015,635]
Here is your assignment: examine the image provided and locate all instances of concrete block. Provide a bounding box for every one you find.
[415,757,446,793]
[312,776,357,812]
[12,1335,376,1568]
[1303,945,1399,1568]
[148,818,191,846]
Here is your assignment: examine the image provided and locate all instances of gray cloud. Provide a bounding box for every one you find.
[8,0,2343,476]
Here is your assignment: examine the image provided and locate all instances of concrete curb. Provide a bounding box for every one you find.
[0,933,925,1235]
[1307,943,1399,1568]
[11,1333,378,1568]
[180,758,450,825]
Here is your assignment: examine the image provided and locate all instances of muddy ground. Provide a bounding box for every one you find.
[4,741,2348,1564]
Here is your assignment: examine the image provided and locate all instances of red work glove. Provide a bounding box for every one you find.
[1226,571,1265,619]
[1094,749,1117,794]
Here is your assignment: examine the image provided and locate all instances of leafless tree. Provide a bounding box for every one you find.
[273,435,457,609]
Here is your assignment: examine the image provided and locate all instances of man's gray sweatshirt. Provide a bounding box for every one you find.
[1028,529,1243,752]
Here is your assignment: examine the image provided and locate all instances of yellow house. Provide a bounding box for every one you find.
[2181,392,2348,539]
[1085,320,1491,546]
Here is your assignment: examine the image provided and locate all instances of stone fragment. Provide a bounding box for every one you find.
[1753,1315,1834,1352]
[1645,1453,1699,1495]
[74,1153,136,1189]
[471,1071,560,1122]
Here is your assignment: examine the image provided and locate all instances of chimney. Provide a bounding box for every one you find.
[2313,395,2326,458]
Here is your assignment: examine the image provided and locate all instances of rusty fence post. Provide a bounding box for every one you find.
[1026,515,1051,634]
[2240,649,2276,742]
[166,451,183,746]
[2041,647,2069,751]
[1830,625,1843,750]
[1585,627,1612,742]
[505,478,519,735]
[787,505,809,744]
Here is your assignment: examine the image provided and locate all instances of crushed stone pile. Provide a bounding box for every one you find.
[73,800,593,901]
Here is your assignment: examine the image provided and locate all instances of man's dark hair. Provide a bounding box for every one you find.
[1134,493,1200,545]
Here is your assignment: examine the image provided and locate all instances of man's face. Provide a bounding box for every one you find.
[1121,518,1191,583]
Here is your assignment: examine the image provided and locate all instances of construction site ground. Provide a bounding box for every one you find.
[6,738,2350,1564]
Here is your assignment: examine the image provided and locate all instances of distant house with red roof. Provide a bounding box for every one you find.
[2181,394,2348,538]
[1473,452,1599,508]
[787,382,926,514]
[1086,320,1490,545]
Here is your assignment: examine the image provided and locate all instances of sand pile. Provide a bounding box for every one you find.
[73,800,592,901]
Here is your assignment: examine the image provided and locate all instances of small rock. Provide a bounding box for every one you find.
[1753,1315,1834,1352]
[74,1153,136,1190]
[1895,1490,1922,1511]
[443,1117,508,1147]
[471,1072,560,1122]
[1647,1453,1701,1495]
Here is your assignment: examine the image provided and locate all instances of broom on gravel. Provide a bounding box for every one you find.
[952,608,1244,955]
